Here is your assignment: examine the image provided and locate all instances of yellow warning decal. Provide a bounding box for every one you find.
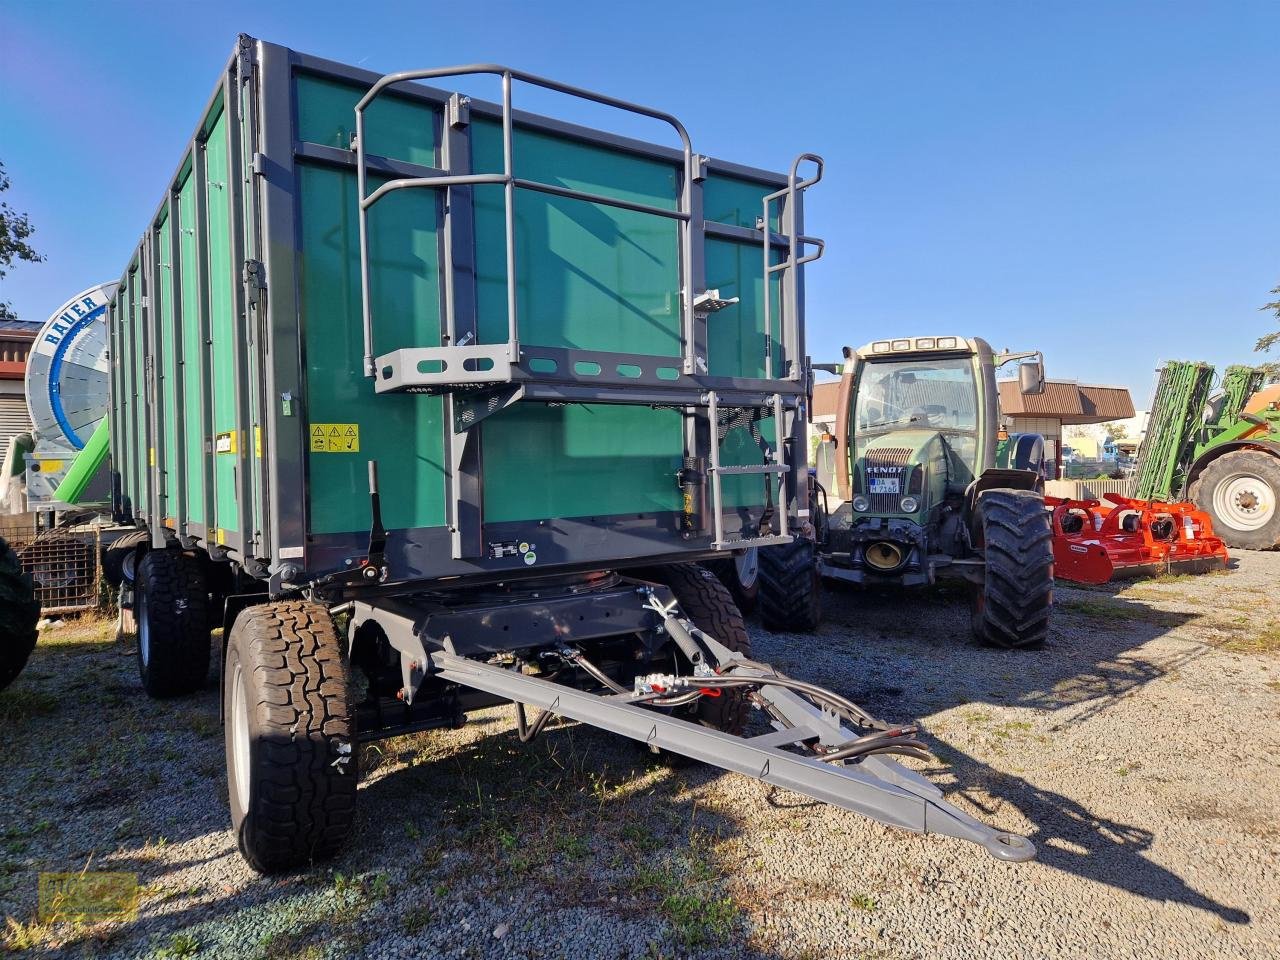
[309,423,360,453]
[216,528,226,546]
[254,426,262,458]
[215,432,237,455]
[149,447,156,467]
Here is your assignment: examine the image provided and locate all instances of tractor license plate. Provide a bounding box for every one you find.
[869,477,900,494]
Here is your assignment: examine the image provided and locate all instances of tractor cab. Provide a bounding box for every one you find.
[817,335,1048,600]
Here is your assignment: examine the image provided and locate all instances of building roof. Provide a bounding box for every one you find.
[998,379,1134,424]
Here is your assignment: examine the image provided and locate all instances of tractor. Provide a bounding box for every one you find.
[759,336,1055,649]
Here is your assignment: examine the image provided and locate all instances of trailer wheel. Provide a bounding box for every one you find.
[702,548,759,613]
[0,536,40,692]
[1192,450,1280,550]
[758,537,822,633]
[136,550,210,698]
[970,489,1053,649]
[224,601,357,873]
[636,564,752,736]
[102,530,150,588]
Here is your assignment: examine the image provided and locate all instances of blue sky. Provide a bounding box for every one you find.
[1,0,1276,406]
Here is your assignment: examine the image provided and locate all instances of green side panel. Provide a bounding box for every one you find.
[176,168,205,524]
[704,237,782,379]
[115,281,132,508]
[156,209,179,514]
[295,73,438,166]
[129,267,147,513]
[703,173,779,232]
[471,119,681,354]
[297,163,446,535]
[54,419,109,505]
[482,405,683,523]
[205,109,238,534]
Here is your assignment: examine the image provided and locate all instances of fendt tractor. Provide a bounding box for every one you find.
[760,336,1054,649]
[97,36,1036,872]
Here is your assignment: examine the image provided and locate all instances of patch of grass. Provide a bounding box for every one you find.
[2,916,55,952]
[180,710,221,739]
[158,931,200,958]
[1219,623,1280,655]
[556,833,590,860]
[659,892,739,949]
[0,687,58,723]
[401,904,433,935]
[850,892,878,911]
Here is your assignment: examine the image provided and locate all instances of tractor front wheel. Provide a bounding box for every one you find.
[225,601,357,873]
[758,537,822,633]
[1191,450,1280,550]
[970,489,1053,649]
[0,536,40,691]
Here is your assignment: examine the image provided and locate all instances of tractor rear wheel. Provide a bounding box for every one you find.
[224,601,357,873]
[1191,450,1280,550]
[136,549,211,698]
[758,537,822,633]
[703,547,759,613]
[0,536,40,691]
[970,489,1053,649]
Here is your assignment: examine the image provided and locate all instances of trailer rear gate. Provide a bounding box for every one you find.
[109,38,802,583]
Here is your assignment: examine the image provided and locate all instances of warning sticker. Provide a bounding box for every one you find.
[310,423,360,453]
[215,432,237,455]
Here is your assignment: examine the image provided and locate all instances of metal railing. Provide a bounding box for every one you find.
[762,154,825,381]
[354,64,696,384]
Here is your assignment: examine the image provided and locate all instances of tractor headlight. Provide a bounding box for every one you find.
[900,496,919,513]
[852,495,870,512]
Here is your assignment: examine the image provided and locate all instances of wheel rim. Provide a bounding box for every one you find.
[735,548,759,590]
[230,660,251,813]
[1212,472,1275,531]
[137,586,150,668]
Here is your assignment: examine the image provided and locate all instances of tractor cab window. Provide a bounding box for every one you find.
[853,356,980,477]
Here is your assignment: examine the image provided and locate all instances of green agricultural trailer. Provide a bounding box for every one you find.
[106,35,1034,871]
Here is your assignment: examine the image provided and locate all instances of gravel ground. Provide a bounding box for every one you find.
[1,553,1278,959]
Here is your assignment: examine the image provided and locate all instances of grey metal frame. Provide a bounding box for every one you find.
[347,591,1035,863]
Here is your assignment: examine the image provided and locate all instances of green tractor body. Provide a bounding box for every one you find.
[760,336,1055,648]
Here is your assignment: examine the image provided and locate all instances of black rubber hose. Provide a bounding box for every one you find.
[514,702,555,743]
[566,650,630,696]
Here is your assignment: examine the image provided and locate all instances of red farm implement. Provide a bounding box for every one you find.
[1047,494,1229,585]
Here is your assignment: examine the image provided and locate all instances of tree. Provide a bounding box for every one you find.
[0,160,44,322]
[1259,281,1280,378]
[1100,420,1129,441]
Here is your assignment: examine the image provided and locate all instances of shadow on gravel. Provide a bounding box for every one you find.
[806,581,1250,926]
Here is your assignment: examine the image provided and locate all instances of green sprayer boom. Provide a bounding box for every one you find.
[1133,361,1216,501]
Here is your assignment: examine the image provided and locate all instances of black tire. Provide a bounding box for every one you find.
[1190,450,1280,550]
[224,601,357,873]
[102,530,150,588]
[703,549,759,613]
[0,536,40,692]
[136,549,210,698]
[758,537,822,633]
[970,489,1053,649]
[637,563,752,736]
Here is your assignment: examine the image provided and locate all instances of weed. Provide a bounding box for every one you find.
[160,931,200,958]
[850,892,878,911]
[660,892,738,948]
[402,904,433,934]
[404,820,422,841]
[556,833,589,860]
[1220,623,1280,655]
[0,687,59,723]
[2,916,54,951]
[370,873,391,900]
